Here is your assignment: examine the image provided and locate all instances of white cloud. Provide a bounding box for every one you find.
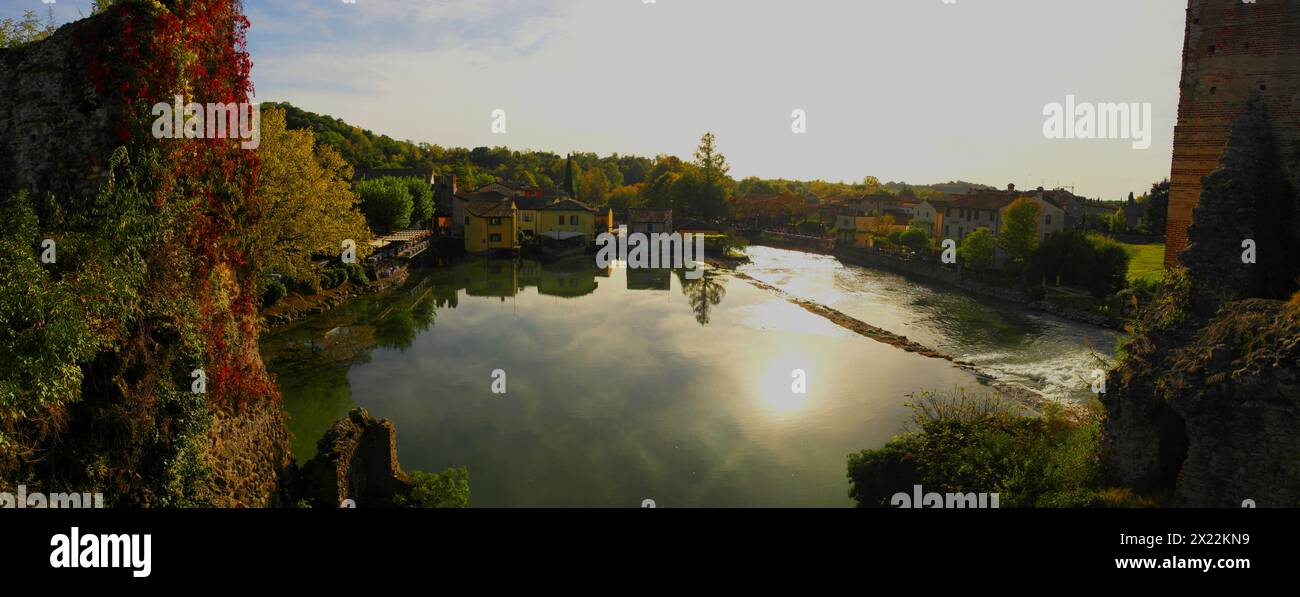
[249,0,1184,199]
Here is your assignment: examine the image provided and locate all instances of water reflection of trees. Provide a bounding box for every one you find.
[261,275,440,460]
[676,270,728,325]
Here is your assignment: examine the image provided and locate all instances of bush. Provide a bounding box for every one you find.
[847,388,1115,508]
[1031,231,1131,297]
[343,262,369,285]
[899,228,929,252]
[393,467,470,508]
[261,279,288,306]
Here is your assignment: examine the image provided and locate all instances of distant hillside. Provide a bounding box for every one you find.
[884,180,998,196]
[263,101,996,204]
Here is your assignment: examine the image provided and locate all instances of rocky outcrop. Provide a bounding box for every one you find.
[1102,99,1300,507]
[1164,300,1300,506]
[204,399,298,508]
[298,408,413,508]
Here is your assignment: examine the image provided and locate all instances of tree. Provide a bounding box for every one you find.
[868,213,895,237]
[959,227,996,271]
[1140,179,1169,235]
[403,177,434,225]
[577,166,610,206]
[607,184,642,214]
[1000,197,1041,276]
[1106,207,1128,233]
[900,228,929,253]
[251,109,372,287]
[355,178,413,234]
[0,10,52,49]
[693,133,732,218]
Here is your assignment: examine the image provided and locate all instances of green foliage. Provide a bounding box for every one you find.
[0,10,53,49]
[0,195,98,420]
[394,467,470,508]
[847,388,1109,508]
[261,279,288,306]
[354,177,413,234]
[403,177,434,225]
[958,227,996,271]
[1031,231,1131,297]
[999,197,1041,270]
[899,228,929,252]
[1139,179,1169,235]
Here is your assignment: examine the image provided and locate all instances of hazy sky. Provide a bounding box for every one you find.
[14,0,1186,199]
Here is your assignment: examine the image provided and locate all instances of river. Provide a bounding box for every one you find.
[260,245,1119,507]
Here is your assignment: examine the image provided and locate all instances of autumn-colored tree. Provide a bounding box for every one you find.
[251,108,371,287]
[577,166,610,206]
[868,213,896,237]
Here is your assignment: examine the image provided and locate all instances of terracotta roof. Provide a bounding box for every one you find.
[466,199,514,218]
[627,208,672,224]
[456,190,511,203]
[514,196,553,210]
[948,190,1019,211]
[539,198,596,212]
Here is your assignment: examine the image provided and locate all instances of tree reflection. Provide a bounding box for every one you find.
[676,270,727,325]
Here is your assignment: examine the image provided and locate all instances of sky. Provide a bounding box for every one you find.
[8,0,1187,200]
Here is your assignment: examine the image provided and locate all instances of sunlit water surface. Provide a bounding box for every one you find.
[262,246,1117,507]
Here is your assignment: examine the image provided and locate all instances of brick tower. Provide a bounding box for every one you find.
[1165,0,1300,265]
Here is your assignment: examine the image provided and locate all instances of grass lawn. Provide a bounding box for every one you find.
[1120,242,1165,284]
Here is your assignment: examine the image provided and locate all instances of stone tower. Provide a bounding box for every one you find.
[1165,0,1300,265]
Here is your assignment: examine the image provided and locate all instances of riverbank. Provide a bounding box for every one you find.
[832,247,1125,331]
[263,268,410,328]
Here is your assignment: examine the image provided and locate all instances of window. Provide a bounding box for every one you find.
[464,216,469,225]
[490,217,502,226]
[523,213,532,222]
[1045,215,1052,225]
[559,215,565,225]
[570,215,578,225]
[490,233,502,243]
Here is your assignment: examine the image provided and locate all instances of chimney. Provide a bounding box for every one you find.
[1007,183,1016,193]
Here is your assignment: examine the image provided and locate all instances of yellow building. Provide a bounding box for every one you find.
[514,196,553,243]
[835,214,872,248]
[536,198,598,242]
[464,199,517,254]
[594,208,614,237]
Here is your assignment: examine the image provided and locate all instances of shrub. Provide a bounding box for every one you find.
[261,279,288,306]
[343,262,369,285]
[1031,231,1131,297]
[847,388,1111,508]
[394,467,470,508]
[899,228,929,252]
